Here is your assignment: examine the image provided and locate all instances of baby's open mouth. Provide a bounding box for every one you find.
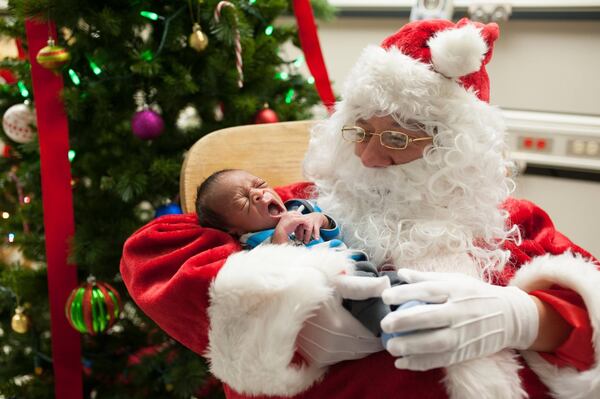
[267,201,285,216]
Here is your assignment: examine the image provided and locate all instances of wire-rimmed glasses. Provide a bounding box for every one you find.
[341,126,433,150]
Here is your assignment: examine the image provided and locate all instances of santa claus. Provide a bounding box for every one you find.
[121,19,600,399]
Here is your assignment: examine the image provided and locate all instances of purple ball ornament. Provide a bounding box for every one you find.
[131,108,164,140]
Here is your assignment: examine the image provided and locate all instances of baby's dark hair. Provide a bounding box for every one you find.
[195,169,238,230]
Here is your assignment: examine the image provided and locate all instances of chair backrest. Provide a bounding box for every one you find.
[180,120,314,213]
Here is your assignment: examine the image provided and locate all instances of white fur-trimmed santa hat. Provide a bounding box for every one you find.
[382,18,499,102]
[338,18,500,122]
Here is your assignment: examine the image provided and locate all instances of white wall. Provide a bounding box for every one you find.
[296,17,600,115]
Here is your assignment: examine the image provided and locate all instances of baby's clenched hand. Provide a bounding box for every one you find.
[271,212,329,244]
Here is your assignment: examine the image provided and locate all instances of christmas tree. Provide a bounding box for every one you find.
[0,0,333,397]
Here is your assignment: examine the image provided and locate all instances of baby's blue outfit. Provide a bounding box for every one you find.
[239,199,367,261]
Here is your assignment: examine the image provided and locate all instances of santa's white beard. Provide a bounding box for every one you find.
[310,144,515,277]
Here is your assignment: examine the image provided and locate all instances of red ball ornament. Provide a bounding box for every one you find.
[0,137,10,158]
[131,108,164,140]
[65,277,122,335]
[254,107,279,124]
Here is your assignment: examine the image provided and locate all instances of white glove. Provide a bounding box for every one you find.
[334,273,391,300]
[296,274,390,368]
[380,269,539,371]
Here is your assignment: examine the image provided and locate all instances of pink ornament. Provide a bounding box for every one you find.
[131,109,164,140]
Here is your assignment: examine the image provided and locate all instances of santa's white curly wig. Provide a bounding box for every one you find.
[304,19,519,277]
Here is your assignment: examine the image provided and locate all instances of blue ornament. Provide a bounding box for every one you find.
[154,203,183,218]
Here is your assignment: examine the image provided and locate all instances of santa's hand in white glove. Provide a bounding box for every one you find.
[380,268,539,371]
[296,274,391,368]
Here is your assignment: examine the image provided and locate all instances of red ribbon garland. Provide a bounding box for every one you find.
[24,19,83,399]
[293,0,336,113]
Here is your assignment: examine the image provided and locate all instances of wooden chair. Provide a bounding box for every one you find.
[180,120,314,213]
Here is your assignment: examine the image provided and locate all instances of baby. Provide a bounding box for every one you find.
[195,169,401,338]
[195,168,342,249]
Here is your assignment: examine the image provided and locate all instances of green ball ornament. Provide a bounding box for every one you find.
[65,277,122,335]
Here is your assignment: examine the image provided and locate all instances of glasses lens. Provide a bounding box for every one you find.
[381,131,408,149]
[342,127,365,142]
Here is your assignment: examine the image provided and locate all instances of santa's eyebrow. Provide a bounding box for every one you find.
[356,119,372,128]
[403,119,424,126]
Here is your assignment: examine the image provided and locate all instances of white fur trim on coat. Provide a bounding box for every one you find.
[445,351,526,399]
[510,252,600,399]
[428,24,487,78]
[205,244,353,397]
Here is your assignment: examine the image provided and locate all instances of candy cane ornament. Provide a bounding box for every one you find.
[214,1,244,88]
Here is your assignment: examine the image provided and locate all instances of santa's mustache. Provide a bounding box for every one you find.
[334,156,436,205]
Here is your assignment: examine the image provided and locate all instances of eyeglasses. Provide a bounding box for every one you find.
[341,126,433,150]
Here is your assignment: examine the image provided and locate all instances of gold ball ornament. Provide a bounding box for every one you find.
[11,306,30,334]
[189,23,208,52]
[36,38,70,72]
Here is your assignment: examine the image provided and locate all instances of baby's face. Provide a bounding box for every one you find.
[212,170,286,235]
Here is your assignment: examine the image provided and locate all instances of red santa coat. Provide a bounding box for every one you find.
[120,183,599,399]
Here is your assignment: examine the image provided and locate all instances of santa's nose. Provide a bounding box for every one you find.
[360,139,393,168]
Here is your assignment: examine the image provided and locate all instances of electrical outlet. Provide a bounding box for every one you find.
[468,3,512,23]
[568,139,600,158]
[410,0,454,21]
[586,140,600,157]
[570,139,586,155]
